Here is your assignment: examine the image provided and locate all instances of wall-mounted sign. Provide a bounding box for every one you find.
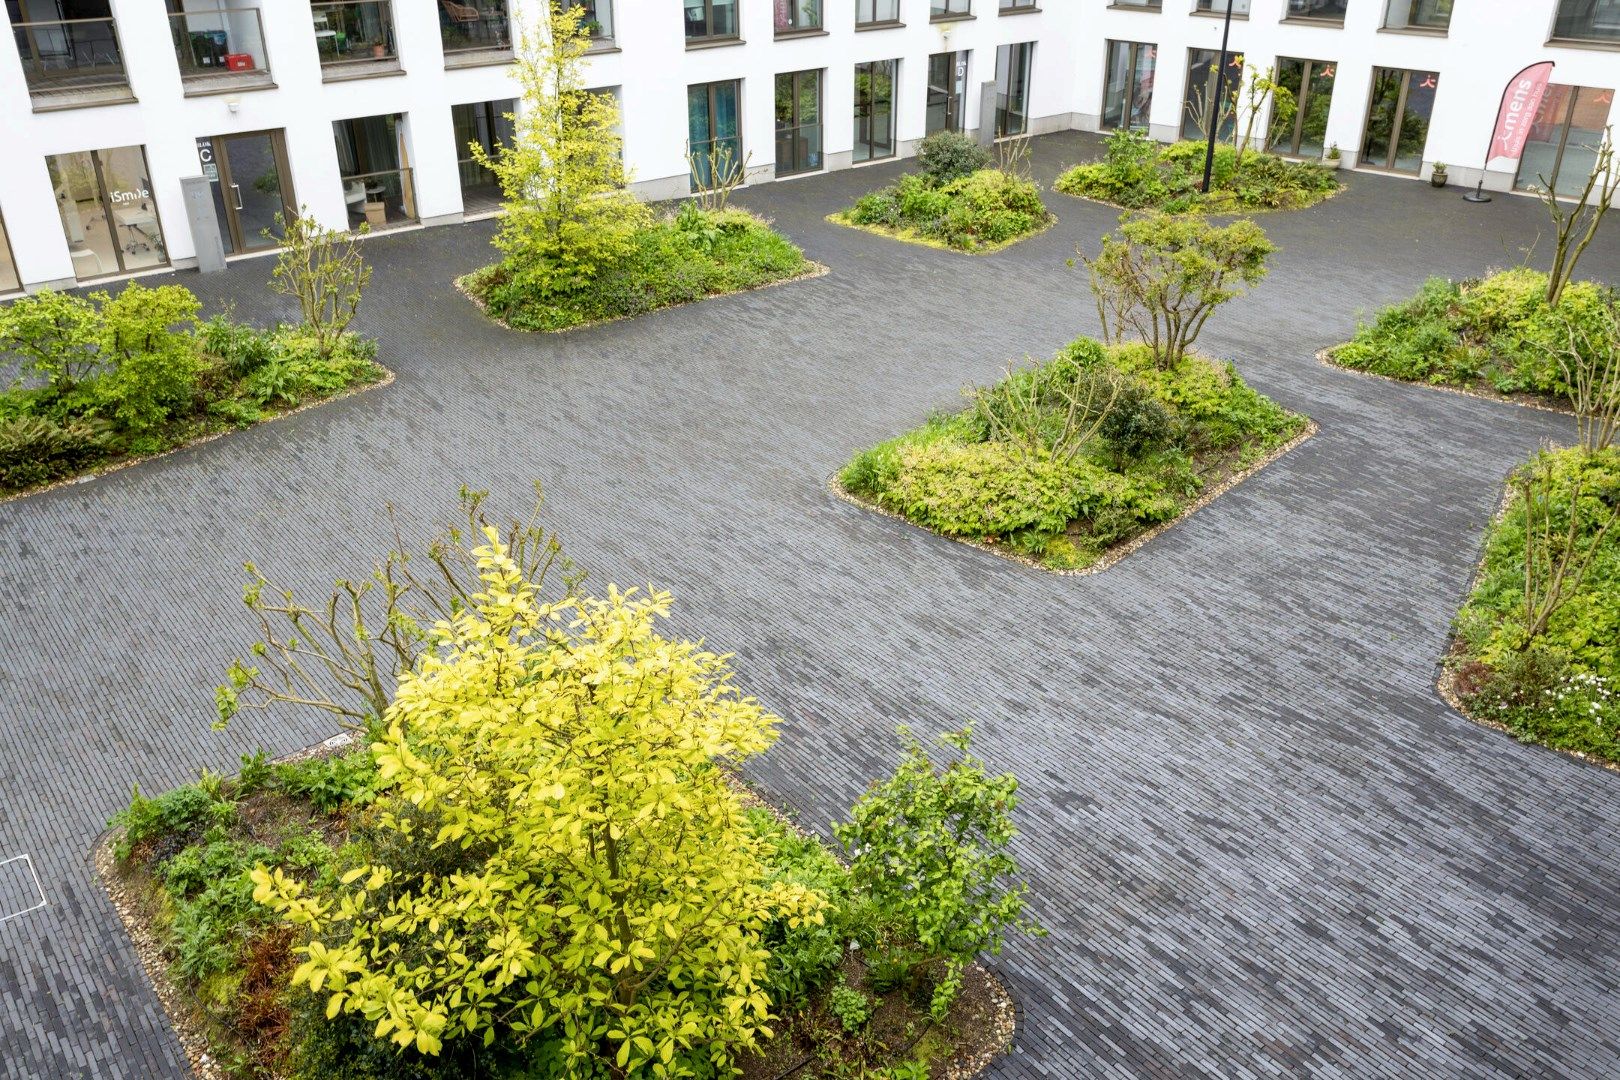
[196,137,219,182]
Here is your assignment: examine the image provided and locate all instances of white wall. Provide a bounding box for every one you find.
[0,0,1614,291]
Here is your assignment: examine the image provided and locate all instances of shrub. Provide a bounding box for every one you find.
[272,752,379,814]
[110,782,235,861]
[0,414,113,492]
[200,314,275,379]
[916,130,991,185]
[879,440,1100,544]
[0,289,102,397]
[1056,136,1338,213]
[747,809,852,1006]
[828,983,873,1033]
[92,282,203,434]
[271,210,373,359]
[1099,381,1175,462]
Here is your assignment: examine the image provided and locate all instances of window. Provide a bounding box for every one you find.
[46,146,167,281]
[1268,57,1335,158]
[453,99,515,214]
[438,0,511,56]
[1194,0,1249,13]
[1515,85,1615,196]
[776,0,819,32]
[926,51,968,134]
[332,113,417,229]
[855,60,897,162]
[775,69,823,176]
[1110,0,1161,7]
[0,213,18,293]
[564,0,613,41]
[1384,0,1450,29]
[857,0,899,22]
[10,0,132,103]
[1552,0,1620,42]
[1102,41,1154,132]
[689,79,742,188]
[931,0,970,18]
[1285,0,1346,21]
[1180,48,1239,141]
[999,0,1038,10]
[1361,67,1438,173]
[166,0,272,90]
[994,42,1034,137]
[685,0,738,40]
[312,1,398,76]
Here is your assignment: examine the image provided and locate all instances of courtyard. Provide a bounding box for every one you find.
[2,131,1619,1078]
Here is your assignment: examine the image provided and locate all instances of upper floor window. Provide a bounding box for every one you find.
[685,0,739,40]
[1000,0,1039,11]
[564,0,613,42]
[438,0,511,58]
[1285,0,1346,21]
[931,0,971,19]
[9,0,134,107]
[776,0,820,33]
[1110,0,1161,7]
[167,1,273,91]
[1551,0,1620,43]
[1194,0,1249,13]
[1384,0,1450,30]
[857,0,899,22]
[312,1,399,79]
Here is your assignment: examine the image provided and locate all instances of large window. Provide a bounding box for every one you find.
[856,0,899,22]
[564,0,612,41]
[994,42,1034,138]
[999,0,1039,10]
[1268,57,1334,158]
[333,113,417,229]
[1102,40,1155,132]
[1180,48,1238,141]
[689,79,742,188]
[1384,0,1450,29]
[1361,67,1438,173]
[926,50,968,134]
[438,0,510,56]
[775,69,822,176]
[1194,0,1249,12]
[46,145,167,281]
[1515,84,1615,196]
[11,0,131,102]
[453,99,515,214]
[166,0,272,90]
[931,0,970,17]
[775,0,819,32]
[684,0,738,40]
[312,1,397,77]
[854,60,897,162]
[1552,0,1620,42]
[1285,0,1346,20]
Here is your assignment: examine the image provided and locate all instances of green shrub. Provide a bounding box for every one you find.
[1099,380,1175,462]
[0,289,102,398]
[746,809,852,1005]
[273,751,380,813]
[200,314,275,379]
[160,836,274,900]
[828,982,872,1033]
[916,130,991,184]
[110,782,235,861]
[842,168,1049,252]
[92,282,203,435]
[1056,136,1338,213]
[0,414,113,492]
[879,441,1099,545]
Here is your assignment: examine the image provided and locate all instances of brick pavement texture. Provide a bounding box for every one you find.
[1,132,1618,1079]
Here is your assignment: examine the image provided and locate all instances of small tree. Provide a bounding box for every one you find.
[216,486,578,731]
[1538,302,1620,453]
[0,289,102,396]
[686,142,750,212]
[1516,450,1620,649]
[1232,64,1295,168]
[1079,214,1275,369]
[837,727,1042,1020]
[269,209,371,359]
[253,535,822,1071]
[475,2,648,297]
[92,282,203,434]
[1543,126,1618,306]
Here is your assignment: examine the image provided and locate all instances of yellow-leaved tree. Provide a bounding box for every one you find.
[253,532,822,1076]
[474,1,649,298]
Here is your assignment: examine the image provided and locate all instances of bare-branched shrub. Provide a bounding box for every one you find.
[1538,302,1620,453]
[687,143,751,212]
[1518,451,1620,649]
[269,208,371,359]
[970,359,1122,465]
[1542,127,1618,306]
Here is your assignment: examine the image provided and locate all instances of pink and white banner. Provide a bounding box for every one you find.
[1485,62,1556,169]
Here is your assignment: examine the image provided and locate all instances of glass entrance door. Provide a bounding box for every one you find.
[203,130,293,254]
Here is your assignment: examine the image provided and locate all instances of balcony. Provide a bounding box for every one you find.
[340,167,418,232]
[312,1,400,81]
[13,17,134,110]
[565,0,615,50]
[169,7,272,94]
[440,0,513,67]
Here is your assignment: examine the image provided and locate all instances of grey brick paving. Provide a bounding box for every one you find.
[2,131,1619,1079]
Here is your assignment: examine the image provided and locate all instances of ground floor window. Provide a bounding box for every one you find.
[46,145,167,281]
[689,79,742,189]
[1102,40,1154,132]
[453,99,515,215]
[1361,67,1438,173]
[333,113,417,230]
[994,42,1033,138]
[1180,48,1238,142]
[196,130,294,255]
[1269,57,1335,158]
[854,60,897,163]
[775,69,823,177]
[926,51,968,135]
[1514,84,1614,196]
[0,214,18,293]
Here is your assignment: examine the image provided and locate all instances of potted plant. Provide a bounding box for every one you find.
[1324,144,1342,171]
[1430,162,1448,188]
[371,41,386,59]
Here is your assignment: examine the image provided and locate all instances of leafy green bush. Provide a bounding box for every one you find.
[745,809,854,1006]
[844,168,1049,252]
[110,782,235,861]
[91,282,203,435]
[828,983,873,1033]
[1056,136,1337,213]
[915,130,991,184]
[200,314,275,379]
[272,751,380,813]
[1333,268,1617,399]
[0,415,113,490]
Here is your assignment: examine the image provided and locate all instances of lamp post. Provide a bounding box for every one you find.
[1200,1,1236,194]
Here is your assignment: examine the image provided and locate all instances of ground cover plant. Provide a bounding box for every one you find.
[105,496,1039,1078]
[1328,268,1617,405]
[458,5,814,332]
[830,131,1055,253]
[0,216,382,498]
[1054,129,1338,214]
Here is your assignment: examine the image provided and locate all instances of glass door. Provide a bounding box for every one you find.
[203,130,293,254]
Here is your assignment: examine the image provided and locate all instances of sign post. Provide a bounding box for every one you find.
[1465,61,1556,204]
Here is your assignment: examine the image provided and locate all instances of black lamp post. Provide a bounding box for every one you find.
[1200,1,1237,194]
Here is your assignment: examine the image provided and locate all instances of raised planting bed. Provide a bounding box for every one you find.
[838,337,1311,572]
[828,168,1055,254]
[1054,131,1339,215]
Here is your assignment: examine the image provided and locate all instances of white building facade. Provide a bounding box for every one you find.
[0,0,1614,293]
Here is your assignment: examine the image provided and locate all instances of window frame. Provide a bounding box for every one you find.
[774,67,824,177]
[1101,39,1156,133]
[684,0,739,42]
[994,41,1034,138]
[854,58,899,162]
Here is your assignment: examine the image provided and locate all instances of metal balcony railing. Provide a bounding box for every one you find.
[12,17,128,95]
[311,1,398,68]
[169,7,270,82]
[440,0,513,54]
[340,167,417,231]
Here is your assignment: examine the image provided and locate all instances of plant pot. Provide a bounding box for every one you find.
[371,44,385,59]
[1430,172,1448,188]
[1323,158,1342,171]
